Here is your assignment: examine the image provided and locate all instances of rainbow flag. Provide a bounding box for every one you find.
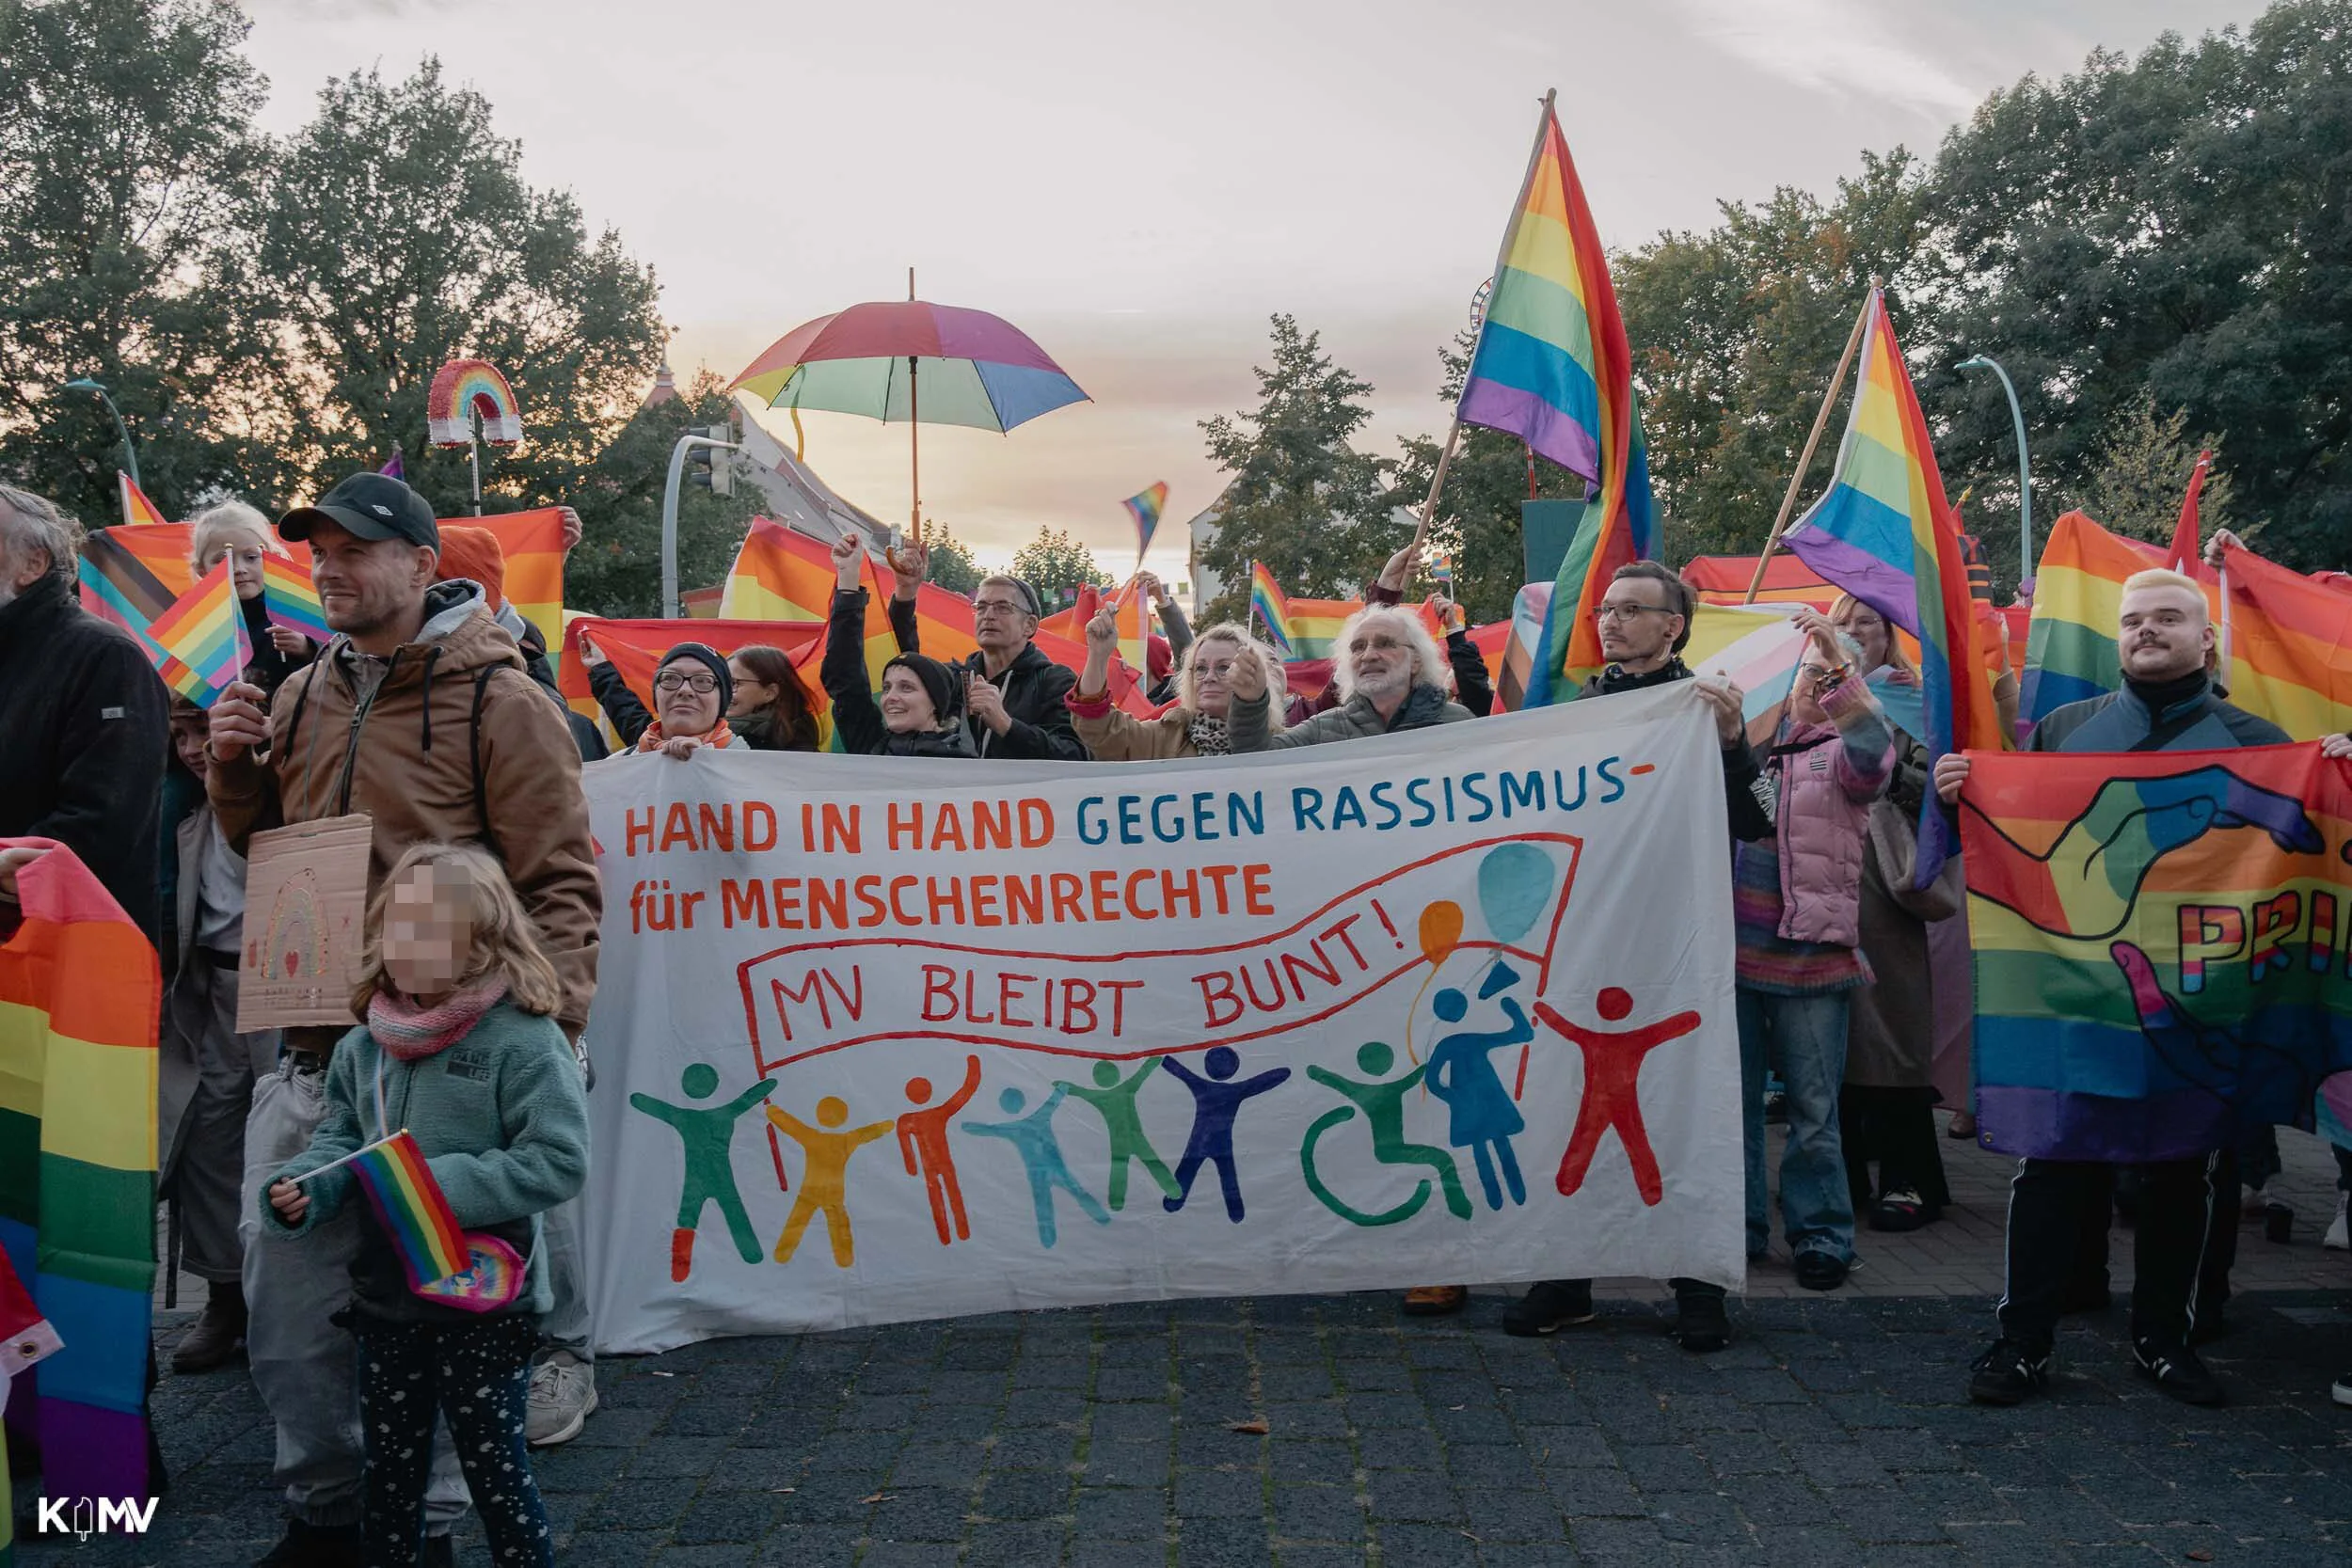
[1110,578,1151,676]
[2020,510,2168,725]
[1459,97,1656,706]
[1782,291,2004,882]
[462,508,567,664]
[1284,597,1361,662]
[1959,744,2352,1161]
[143,561,250,705]
[0,840,162,1510]
[342,1131,469,1290]
[2214,541,2352,740]
[261,552,331,644]
[118,474,168,528]
[1122,483,1168,561]
[1248,562,1293,656]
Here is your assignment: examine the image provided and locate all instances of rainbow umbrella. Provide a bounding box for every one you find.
[730,277,1089,533]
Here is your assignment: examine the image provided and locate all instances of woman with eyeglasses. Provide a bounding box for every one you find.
[1065,610,1280,760]
[629,644,744,760]
[580,637,820,754]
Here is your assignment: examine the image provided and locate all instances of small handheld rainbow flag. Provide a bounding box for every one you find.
[1248,562,1294,657]
[338,1130,469,1289]
[143,560,250,705]
[119,474,169,528]
[261,552,331,644]
[1122,482,1169,562]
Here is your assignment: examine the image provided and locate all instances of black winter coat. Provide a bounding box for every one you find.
[886,596,1089,761]
[824,589,979,758]
[0,575,170,937]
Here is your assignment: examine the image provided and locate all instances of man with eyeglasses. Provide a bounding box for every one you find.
[1498,560,1777,1352]
[885,546,1089,762]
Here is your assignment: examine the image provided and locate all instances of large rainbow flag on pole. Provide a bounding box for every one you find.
[1782,290,2004,880]
[1457,92,1656,706]
[1960,744,2352,1161]
[0,841,161,1512]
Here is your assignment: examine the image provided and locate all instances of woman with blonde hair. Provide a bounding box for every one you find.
[1066,611,1279,760]
[187,499,311,697]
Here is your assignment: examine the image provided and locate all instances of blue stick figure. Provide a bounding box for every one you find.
[1423,987,1534,1211]
[1160,1046,1291,1222]
[961,1085,1109,1247]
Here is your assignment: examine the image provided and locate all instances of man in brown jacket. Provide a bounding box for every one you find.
[205,471,599,1568]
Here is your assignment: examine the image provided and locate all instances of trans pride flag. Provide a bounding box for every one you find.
[1960,744,2352,1161]
[1458,95,1656,706]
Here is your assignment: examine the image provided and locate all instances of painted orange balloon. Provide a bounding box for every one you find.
[1418,900,1464,963]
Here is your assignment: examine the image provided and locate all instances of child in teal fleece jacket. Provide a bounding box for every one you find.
[263,841,586,1568]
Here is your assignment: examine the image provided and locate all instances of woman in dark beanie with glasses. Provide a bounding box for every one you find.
[823,535,977,758]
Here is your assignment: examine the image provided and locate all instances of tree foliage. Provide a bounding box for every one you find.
[1009,526,1110,603]
[920,520,985,595]
[1197,314,1393,621]
[563,369,760,617]
[2076,393,2237,547]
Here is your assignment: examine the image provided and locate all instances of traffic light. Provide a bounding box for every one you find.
[685,425,734,497]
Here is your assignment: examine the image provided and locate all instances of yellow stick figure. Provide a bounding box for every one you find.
[764,1096,893,1266]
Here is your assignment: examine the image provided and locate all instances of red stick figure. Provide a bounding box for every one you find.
[1533,989,1700,1207]
[898,1056,983,1245]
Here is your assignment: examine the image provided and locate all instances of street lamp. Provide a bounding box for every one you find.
[60,378,138,489]
[661,429,739,618]
[1954,356,2031,586]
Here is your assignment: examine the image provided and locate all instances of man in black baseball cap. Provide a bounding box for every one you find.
[278,471,440,550]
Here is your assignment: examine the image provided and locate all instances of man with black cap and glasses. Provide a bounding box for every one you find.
[882,540,1089,762]
[205,471,599,1568]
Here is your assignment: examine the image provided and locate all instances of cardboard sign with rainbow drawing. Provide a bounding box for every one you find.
[236,814,373,1032]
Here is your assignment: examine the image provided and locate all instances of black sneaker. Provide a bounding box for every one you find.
[254,1518,363,1568]
[1967,1338,2048,1405]
[1503,1279,1597,1337]
[1867,1188,1933,1233]
[2133,1337,2225,1406]
[1674,1290,1730,1353]
[1793,1251,1850,1291]
[423,1533,456,1568]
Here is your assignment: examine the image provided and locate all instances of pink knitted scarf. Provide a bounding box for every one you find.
[368,975,509,1061]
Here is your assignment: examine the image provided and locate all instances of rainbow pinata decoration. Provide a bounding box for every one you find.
[427,359,523,448]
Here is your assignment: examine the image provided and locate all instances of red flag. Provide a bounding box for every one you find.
[2168,450,2211,573]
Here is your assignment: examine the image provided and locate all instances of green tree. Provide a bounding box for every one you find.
[920,520,984,594]
[1197,314,1393,621]
[0,0,285,522]
[564,369,760,617]
[1010,526,1110,604]
[255,57,665,515]
[2076,392,2237,547]
[1389,330,1588,624]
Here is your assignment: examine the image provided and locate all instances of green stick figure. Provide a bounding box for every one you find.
[1301,1041,1471,1227]
[1053,1057,1181,1211]
[629,1063,776,1280]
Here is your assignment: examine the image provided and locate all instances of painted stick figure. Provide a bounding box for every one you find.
[1423,989,1534,1211]
[898,1056,984,1245]
[1534,988,1700,1206]
[1302,1041,1471,1226]
[1054,1057,1180,1211]
[628,1063,778,1281]
[961,1085,1110,1247]
[1159,1046,1290,1222]
[765,1096,893,1266]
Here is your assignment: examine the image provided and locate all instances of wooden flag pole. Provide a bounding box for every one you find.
[1743,281,1877,604]
[1409,418,1465,553]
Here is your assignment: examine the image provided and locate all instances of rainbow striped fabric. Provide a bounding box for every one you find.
[118,474,168,528]
[1248,562,1293,656]
[1109,578,1151,677]
[261,552,332,644]
[346,1130,469,1289]
[1782,291,2004,880]
[1959,744,2352,1161]
[1459,99,1656,706]
[2019,510,2166,725]
[0,840,161,1509]
[1122,483,1168,560]
[462,509,567,667]
[143,561,250,704]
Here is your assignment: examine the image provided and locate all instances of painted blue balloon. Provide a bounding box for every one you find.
[1476,844,1554,942]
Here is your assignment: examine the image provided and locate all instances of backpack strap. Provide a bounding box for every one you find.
[471,666,503,859]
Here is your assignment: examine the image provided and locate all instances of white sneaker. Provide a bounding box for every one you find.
[526,1350,597,1447]
[2326,1193,2348,1252]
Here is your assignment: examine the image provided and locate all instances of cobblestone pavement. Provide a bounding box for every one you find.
[19,1126,2352,1567]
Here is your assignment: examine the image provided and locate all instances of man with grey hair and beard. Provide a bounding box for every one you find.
[0,483,169,937]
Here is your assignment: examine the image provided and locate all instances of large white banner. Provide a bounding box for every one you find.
[580,684,1742,1353]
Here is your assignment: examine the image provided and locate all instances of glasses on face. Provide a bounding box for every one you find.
[973,599,1027,621]
[655,672,718,694]
[1793,664,1836,688]
[1195,660,1237,681]
[1593,601,1669,623]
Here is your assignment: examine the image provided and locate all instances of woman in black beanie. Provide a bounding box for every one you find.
[822,535,977,758]
[633,642,743,759]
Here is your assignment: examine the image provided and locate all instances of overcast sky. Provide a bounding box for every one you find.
[243,0,2266,573]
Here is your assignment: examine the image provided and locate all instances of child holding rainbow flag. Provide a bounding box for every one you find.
[262,842,587,1568]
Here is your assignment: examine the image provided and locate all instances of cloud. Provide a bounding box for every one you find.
[1668,0,1984,119]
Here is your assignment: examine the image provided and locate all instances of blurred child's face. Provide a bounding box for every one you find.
[171,721,210,778]
[199,534,270,600]
[382,863,475,1001]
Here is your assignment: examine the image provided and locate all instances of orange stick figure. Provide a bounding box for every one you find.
[898,1056,983,1245]
[1533,989,1700,1207]
[765,1096,893,1266]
